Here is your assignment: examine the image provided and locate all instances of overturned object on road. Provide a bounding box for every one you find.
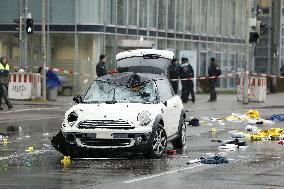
[200,156,229,164]
[251,128,284,141]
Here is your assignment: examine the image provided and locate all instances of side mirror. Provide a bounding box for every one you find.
[73,96,83,104]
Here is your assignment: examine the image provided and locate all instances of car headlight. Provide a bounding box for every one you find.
[137,111,151,126]
[67,111,78,127]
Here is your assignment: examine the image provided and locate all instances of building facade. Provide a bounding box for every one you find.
[0,0,252,94]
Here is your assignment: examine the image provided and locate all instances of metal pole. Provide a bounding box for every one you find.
[243,0,251,104]
[19,0,23,68]
[23,0,28,69]
[41,0,47,100]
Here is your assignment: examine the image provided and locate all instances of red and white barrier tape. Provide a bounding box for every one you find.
[11,65,284,80]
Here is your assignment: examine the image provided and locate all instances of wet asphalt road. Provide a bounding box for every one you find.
[0,107,284,189]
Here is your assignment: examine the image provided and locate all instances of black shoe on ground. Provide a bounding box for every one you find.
[8,104,13,109]
[208,99,214,102]
[0,107,3,110]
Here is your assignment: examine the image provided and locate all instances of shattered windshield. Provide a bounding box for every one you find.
[83,80,157,103]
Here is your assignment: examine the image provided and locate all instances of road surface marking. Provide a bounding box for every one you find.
[0,115,62,123]
[1,107,63,114]
[122,164,203,184]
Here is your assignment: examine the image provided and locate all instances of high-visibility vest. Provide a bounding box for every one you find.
[0,63,9,71]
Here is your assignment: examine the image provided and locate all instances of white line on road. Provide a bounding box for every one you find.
[0,115,63,123]
[1,107,63,114]
[122,164,203,184]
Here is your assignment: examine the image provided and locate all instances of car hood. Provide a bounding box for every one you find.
[64,103,162,125]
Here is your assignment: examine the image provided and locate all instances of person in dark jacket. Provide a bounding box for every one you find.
[208,57,221,102]
[179,57,195,103]
[167,58,180,94]
[96,54,107,77]
[0,56,13,110]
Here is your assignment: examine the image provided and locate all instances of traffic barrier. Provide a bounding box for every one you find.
[237,73,267,102]
[8,73,41,100]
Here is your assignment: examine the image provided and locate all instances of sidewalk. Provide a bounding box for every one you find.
[6,93,284,117]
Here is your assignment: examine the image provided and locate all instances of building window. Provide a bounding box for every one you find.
[51,0,75,23]
[128,0,137,26]
[229,0,236,36]
[149,0,157,28]
[167,0,176,30]
[200,0,207,34]
[215,0,222,35]
[117,0,127,26]
[176,0,184,32]
[139,0,148,28]
[208,0,215,35]
[221,0,229,36]
[185,0,192,32]
[158,0,167,30]
[105,0,116,25]
[192,0,200,33]
[235,0,242,37]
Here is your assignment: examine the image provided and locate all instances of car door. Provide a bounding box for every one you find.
[155,79,181,138]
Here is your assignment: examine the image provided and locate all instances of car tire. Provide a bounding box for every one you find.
[144,124,167,158]
[172,117,186,149]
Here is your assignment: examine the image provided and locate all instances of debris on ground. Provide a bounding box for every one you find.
[229,130,251,139]
[25,146,34,152]
[246,109,260,119]
[200,156,229,164]
[164,149,177,155]
[1,138,8,145]
[246,125,260,133]
[186,157,205,164]
[61,156,71,167]
[251,128,284,141]
[269,114,284,122]
[190,118,200,127]
[277,140,284,145]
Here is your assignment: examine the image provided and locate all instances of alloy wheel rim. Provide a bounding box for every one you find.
[152,127,166,155]
[181,121,186,145]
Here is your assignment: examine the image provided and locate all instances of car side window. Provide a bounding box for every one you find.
[155,79,174,102]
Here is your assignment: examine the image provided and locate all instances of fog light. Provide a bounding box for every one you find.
[134,136,143,145]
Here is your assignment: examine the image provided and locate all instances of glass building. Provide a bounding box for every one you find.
[0,0,252,94]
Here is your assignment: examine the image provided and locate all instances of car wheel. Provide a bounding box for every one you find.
[145,124,167,158]
[172,118,186,148]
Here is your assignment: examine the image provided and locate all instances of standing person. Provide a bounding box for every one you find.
[208,57,221,102]
[0,56,13,110]
[179,57,195,103]
[167,58,180,94]
[96,54,107,77]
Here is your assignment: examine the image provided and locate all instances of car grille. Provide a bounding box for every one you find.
[78,120,134,129]
[81,138,132,147]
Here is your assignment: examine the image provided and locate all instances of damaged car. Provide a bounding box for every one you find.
[52,49,187,158]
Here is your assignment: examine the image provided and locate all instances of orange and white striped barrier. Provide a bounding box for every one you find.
[237,73,267,103]
[8,73,41,100]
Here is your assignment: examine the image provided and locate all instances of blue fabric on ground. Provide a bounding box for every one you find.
[200,156,229,164]
[269,114,284,122]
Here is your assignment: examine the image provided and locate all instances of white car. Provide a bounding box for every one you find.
[52,50,187,158]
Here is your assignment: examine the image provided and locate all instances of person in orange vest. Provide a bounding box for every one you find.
[0,56,13,110]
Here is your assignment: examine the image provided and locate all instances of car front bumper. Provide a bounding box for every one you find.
[51,129,153,157]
